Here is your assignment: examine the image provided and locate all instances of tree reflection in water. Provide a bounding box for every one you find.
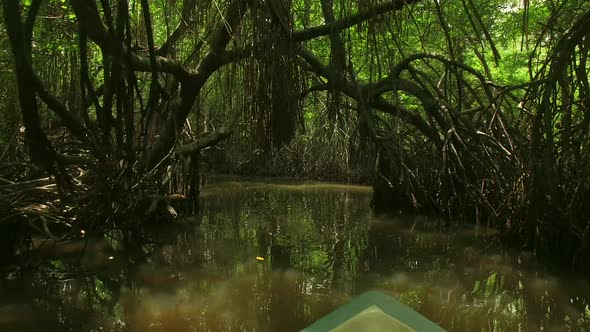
[1,179,589,331]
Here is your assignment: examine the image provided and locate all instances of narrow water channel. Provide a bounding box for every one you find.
[1,178,589,331]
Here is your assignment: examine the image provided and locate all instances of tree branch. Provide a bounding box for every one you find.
[176,130,231,157]
[296,45,440,143]
[32,73,91,145]
[24,0,43,46]
[291,0,422,42]
[156,0,197,56]
[70,0,191,80]
[148,0,249,168]
[2,0,57,172]
[156,20,192,56]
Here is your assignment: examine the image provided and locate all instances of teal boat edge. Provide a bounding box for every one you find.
[301,291,446,332]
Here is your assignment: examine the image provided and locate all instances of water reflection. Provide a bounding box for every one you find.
[1,178,589,331]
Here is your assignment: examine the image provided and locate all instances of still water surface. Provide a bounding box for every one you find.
[1,178,589,331]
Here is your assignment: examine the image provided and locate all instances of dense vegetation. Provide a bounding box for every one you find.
[1,0,589,276]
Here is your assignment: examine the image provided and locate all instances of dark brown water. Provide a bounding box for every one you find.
[1,178,589,331]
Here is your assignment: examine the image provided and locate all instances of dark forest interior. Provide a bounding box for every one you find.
[1,0,590,331]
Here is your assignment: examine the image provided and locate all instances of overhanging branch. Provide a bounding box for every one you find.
[71,0,191,80]
[176,131,231,157]
[291,0,422,42]
[296,45,440,144]
[148,0,249,168]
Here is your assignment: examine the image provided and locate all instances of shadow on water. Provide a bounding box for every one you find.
[1,177,589,331]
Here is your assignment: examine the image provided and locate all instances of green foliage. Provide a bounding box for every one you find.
[1,0,590,290]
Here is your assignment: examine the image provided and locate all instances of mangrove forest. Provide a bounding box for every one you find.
[1,0,590,330]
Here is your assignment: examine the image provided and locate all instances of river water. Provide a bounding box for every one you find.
[1,178,589,331]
